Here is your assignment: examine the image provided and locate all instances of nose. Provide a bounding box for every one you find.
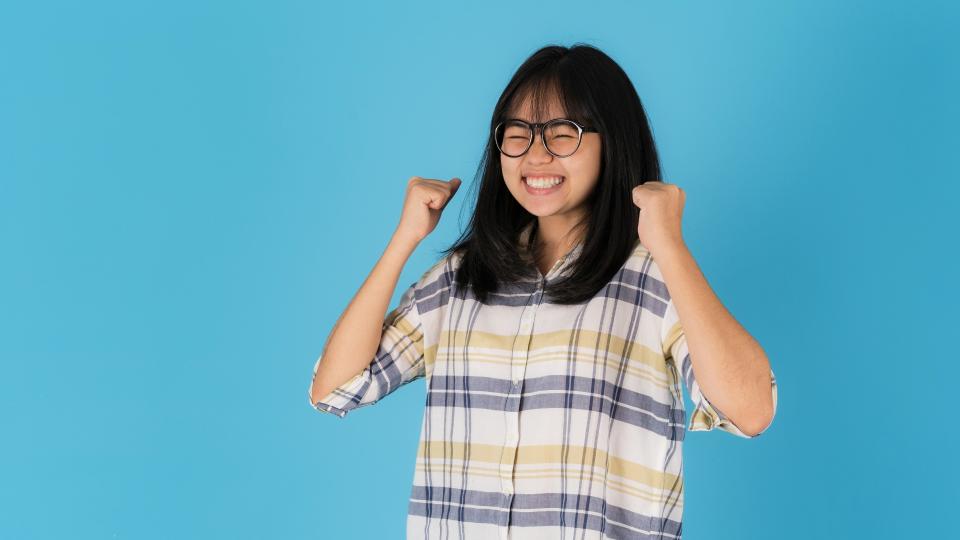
[525,129,554,163]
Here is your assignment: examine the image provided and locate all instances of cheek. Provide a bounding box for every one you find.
[573,152,602,191]
[569,170,600,199]
[500,159,514,177]
[572,161,599,184]
[502,162,523,184]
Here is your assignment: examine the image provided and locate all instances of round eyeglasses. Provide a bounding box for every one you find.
[493,118,599,158]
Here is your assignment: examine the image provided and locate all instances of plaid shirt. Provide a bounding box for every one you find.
[308,222,778,539]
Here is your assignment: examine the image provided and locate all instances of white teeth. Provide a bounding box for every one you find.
[524,176,564,188]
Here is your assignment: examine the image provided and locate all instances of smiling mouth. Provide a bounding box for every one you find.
[522,176,565,194]
[522,176,566,188]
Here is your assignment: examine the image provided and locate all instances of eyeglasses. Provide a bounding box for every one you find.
[493,118,599,158]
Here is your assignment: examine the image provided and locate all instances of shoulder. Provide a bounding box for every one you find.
[405,251,461,327]
[412,250,463,295]
[622,239,656,275]
[618,244,677,348]
[622,240,671,302]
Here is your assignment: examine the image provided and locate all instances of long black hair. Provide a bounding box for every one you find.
[439,43,662,305]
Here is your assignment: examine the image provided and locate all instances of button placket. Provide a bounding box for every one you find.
[512,279,542,386]
[501,278,543,505]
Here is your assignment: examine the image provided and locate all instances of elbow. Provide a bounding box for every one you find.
[741,413,774,438]
[741,396,775,437]
[309,378,333,407]
[741,356,776,437]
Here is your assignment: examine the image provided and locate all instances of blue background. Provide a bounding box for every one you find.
[2,1,957,538]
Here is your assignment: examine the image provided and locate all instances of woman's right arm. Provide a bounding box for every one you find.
[308,176,462,406]
[309,231,419,404]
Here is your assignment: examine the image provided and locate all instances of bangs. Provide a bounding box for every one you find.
[502,72,596,128]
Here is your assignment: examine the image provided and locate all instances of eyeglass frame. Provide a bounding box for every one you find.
[493,117,599,158]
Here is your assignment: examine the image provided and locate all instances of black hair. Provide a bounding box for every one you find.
[438,43,662,305]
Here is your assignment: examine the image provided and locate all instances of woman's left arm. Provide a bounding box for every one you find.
[655,243,775,436]
[633,181,775,437]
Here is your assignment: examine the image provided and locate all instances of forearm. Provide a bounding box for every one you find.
[655,242,774,435]
[309,230,420,404]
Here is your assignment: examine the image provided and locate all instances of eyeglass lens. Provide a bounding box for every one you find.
[497,120,581,157]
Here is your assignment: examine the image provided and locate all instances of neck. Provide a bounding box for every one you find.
[534,212,586,254]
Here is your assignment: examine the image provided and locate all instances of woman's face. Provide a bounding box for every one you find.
[500,96,602,222]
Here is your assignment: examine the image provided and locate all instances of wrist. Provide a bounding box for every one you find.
[650,238,690,267]
[389,230,421,252]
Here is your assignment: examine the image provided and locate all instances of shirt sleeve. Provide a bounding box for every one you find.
[660,296,778,439]
[307,280,426,418]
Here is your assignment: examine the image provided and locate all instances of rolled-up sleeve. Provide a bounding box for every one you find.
[660,297,778,439]
[308,281,425,418]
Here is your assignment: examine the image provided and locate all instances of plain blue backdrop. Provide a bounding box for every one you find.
[2,1,957,538]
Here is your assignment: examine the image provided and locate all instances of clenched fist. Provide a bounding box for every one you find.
[395,176,462,244]
[631,180,686,257]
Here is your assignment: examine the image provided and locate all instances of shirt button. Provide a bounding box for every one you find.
[513,379,521,386]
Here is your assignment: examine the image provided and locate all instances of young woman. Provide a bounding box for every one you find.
[308,43,777,540]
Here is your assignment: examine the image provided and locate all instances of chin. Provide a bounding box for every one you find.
[523,203,566,217]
